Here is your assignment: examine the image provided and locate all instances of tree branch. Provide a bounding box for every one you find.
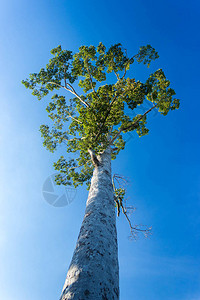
[48,81,90,108]
[62,136,86,142]
[88,149,101,167]
[114,70,120,80]
[121,66,127,80]
[66,113,82,123]
[66,83,90,108]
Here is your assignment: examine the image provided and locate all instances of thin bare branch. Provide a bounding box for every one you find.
[112,174,151,239]
[121,204,152,239]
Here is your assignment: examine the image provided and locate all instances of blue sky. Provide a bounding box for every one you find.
[0,0,200,299]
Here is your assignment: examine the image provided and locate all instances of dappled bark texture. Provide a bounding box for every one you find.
[60,148,119,300]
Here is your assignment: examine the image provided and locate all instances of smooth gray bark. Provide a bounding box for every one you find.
[60,148,119,300]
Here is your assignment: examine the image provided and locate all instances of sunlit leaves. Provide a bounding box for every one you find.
[135,45,159,67]
[22,43,180,188]
[146,69,180,115]
[123,78,147,109]
[54,153,93,188]
[22,45,76,100]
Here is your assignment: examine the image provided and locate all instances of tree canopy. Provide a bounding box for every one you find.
[22,43,180,191]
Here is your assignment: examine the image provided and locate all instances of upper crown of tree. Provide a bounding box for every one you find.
[22,43,180,189]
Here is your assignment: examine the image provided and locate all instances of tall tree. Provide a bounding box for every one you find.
[22,43,180,299]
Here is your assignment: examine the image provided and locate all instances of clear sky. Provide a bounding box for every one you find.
[0,0,200,299]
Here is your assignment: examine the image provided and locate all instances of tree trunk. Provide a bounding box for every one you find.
[60,148,119,300]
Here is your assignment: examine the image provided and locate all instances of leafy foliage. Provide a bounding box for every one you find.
[22,43,180,188]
